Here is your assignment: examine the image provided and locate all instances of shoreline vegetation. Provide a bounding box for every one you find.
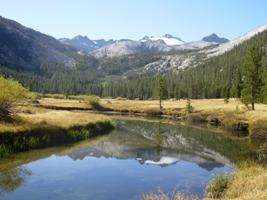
[0,77,266,200]
[142,161,267,200]
[34,96,267,140]
[21,95,266,200]
[0,108,113,158]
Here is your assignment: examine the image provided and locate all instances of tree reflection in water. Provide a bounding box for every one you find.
[0,167,31,196]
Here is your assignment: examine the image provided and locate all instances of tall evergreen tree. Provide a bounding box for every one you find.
[262,60,267,103]
[241,45,263,110]
[155,76,167,109]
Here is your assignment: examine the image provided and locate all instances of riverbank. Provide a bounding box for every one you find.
[1,98,266,199]
[35,98,267,140]
[0,105,113,157]
[142,162,267,200]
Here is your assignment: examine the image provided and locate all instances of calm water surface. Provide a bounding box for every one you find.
[0,118,260,200]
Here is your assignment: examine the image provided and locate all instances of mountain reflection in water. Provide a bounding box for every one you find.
[0,119,261,200]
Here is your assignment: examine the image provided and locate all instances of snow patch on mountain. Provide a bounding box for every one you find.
[141,34,185,46]
[146,36,184,46]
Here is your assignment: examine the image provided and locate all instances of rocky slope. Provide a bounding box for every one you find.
[1,15,266,79]
[0,16,78,71]
[59,35,115,53]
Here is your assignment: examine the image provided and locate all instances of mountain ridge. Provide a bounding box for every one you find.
[59,33,228,57]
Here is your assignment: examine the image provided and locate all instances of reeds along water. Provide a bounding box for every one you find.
[0,121,113,158]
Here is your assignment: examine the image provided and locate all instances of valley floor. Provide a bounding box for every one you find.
[0,102,113,158]
[1,97,266,199]
[36,97,267,139]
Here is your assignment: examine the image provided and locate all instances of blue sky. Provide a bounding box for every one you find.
[0,0,267,41]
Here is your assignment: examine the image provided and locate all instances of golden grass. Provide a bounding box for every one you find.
[100,98,267,114]
[38,98,91,109]
[35,98,267,116]
[30,97,267,137]
[142,163,267,200]
[19,110,110,128]
[222,162,267,200]
[0,104,110,134]
[100,98,267,138]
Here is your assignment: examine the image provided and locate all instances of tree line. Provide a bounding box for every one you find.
[0,30,267,105]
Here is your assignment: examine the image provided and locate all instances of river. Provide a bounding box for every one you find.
[0,117,261,200]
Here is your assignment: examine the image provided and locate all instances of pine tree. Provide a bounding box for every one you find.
[155,76,167,109]
[241,45,263,110]
[262,60,267,103]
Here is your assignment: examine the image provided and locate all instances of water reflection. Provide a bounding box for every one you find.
[0,167,31,196]
[0,119,263,200]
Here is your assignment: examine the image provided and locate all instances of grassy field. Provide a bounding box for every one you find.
[0,103,110,134]
[1,97,266,199]
[34,98,267,139]
[0,101,113,157]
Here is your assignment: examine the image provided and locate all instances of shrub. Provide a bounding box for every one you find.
[84,95,100,106]
[186,99,194,113]
[249,120,267,139]
[28,92,42,102]
[206,174,230,198]
[0,76,28,120]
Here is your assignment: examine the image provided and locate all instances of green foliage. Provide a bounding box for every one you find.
[155,75,167,109]
[0,76,28,120]
[68,129,91,141]
[84,95,100,106]
[1,30,267,103]
[241,45,263,110]
[261,60,267,103]
[0,167,31,195]
[206,174,230,198]
[28,92,42,101]
[0,121,113,158]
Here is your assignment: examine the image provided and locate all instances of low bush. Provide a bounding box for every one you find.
[186,99,194,113]
[28,92,42,102]
[84,95,100,106]
[0,76,28,120]
[249,120,267,139]
[205,174,230,198]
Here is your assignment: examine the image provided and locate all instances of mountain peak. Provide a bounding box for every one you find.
[73,35,90,41]
[202,33,229,44]
[163,34,175,38]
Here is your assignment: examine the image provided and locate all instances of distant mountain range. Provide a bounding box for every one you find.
[59,35,116,53]
[0,15,267,95]
[59,33,229,58]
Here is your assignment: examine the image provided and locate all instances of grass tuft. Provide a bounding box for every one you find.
[205,175,230,198]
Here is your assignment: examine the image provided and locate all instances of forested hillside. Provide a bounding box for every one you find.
[100,30,267,101]
[0,15,267,101]
[1,30,267,101]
